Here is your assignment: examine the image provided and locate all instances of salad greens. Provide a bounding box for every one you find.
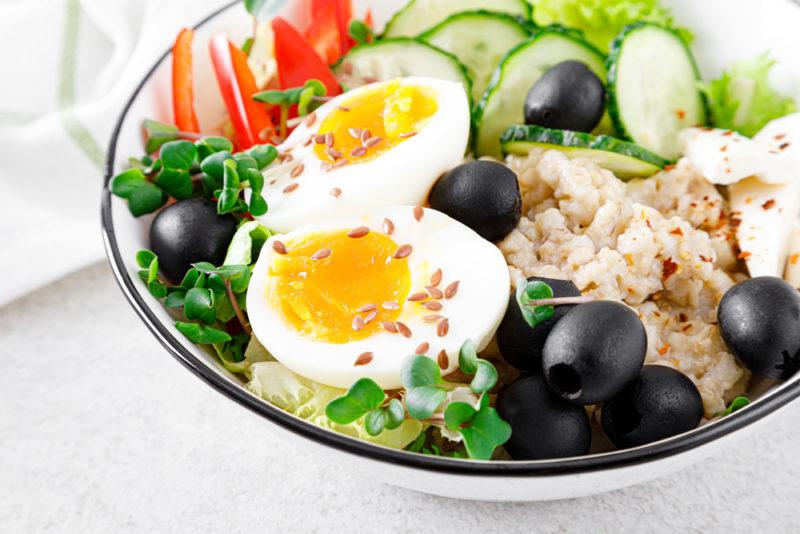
[531,0,690,52]
[700,53,798,137]
[324,341,509,460]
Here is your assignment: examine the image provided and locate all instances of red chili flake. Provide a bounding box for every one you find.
[699,255,713,263]
[272,241,288,255]
[396,322,412,338]
[354,352,373,366]
[664,164,677,171]
[722,130,734,136]
[444,281,460,299]
[679,313,689,323]
[791,254,800,265]
[658,344,670,355]
[762,199,777,210]
[413,206,424,221]
[348,226,370,238]
[415,342,430,355]
[393,244,413,259]
[670,228,684,236]
[437,350,449,370]
[662,258,678,280]
[676,109,686,120]
[729,217,742,229]
[437,318,450,338]
[283,182,299,193]
[738,251,752,260]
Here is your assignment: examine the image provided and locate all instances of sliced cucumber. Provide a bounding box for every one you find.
[473,27,607,158]
[383,0,532,38]
[607,22,708,161]
[419,11,530,102]
[501,125,669,180]
[334,38,472,98]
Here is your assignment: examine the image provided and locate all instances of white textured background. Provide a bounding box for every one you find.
[2,262,800,533]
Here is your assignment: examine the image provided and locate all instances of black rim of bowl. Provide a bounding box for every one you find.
[101,0,800,477]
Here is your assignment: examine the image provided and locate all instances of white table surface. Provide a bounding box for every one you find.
[2,261,800,533]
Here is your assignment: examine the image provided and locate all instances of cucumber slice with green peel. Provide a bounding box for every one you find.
[607,22,708,161]
[334,38,472,98]
[383,0,532,38]
[501,125,670,180]
[419,11,530,102]
[473,27,607,158]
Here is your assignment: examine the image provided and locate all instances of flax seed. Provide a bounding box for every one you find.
[437,318,449,337]
[283,182,299,193]
[380,321,398,333]
[311,248,331,260]
[350,146,367,158]
[426,286,443,299]
[413,206,424,221]
[330,187,341,197]
[314,134,326,144]
[422,301,442,311]
[354,352,373,366]
[444,281,459,299]
[326,147,343,160]
[348,127,362,139]
[393,244,412,259]
[430,269,442,287]
[423,315,443,323]
[325,132,334,147]
[272,241,288,255]
[407,292,428,302]
[399,131,417,139]
[396,322,412,338]
[364,309,377,324]
[415,342,430,355]
[382,301,400,310]
[357,304,377,313]
[348,226,370,238]
[364,136,382,148]
[352,315,364,331]
[304,112,317,127]
[437,350,449,370]
[361,129,372,142]
[290,163,305,178]
[383,218,395,235]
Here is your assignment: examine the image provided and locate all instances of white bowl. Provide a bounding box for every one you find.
[102,0,800,501]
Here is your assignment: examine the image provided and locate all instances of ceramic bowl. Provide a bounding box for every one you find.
[102,0,800,501]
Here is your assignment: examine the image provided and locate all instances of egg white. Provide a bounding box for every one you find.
[254,77,470,233]
[246,206,510,389]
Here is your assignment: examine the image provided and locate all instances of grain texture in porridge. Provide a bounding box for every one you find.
[499,150,749,416]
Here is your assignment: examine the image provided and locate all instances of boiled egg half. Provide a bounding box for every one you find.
[246,206,510,389]
[255,77,470,233]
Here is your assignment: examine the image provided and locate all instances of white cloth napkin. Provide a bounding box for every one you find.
[0,0,230,307]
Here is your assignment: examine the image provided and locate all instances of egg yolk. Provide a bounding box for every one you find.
[314,80,438,165]
[267,230,412,344]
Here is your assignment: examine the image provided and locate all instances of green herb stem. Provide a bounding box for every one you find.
[225,278,252,335]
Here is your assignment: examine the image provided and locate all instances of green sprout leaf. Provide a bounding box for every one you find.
[720,396,751,417]
[245,144,279,169]
[164,291,186,308]
[183,287,217,325]
[401,354,443,389]
[458,396,512,461]
[297,80,327,116]
[127,181,167,216]
[154,167,193,200]
[200,151,234,180]
[244,0,277,21]
[517,280,555,329]
[405,430,427,452]
[348,19,373,44]
[175,321,231,344]
[143,119,179,154]
[196,136,233,160]
[224,221,271,266]
[218,159,241,214]
[160,140,197,170]
[458,339,479,374]
[444,401,477,432]
[384,398,405,430]
[405,385,447,420]
[135,249,157,269]
[111,168,148,198]
[470,360,498,394]
[365,408,387,436]
[325,378,386,425]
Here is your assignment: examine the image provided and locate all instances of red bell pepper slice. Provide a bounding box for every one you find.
[172,28,200,133]
[272,17,341,96]
[311,0,354,55]
[209,34,276,150]
[304,1,341,64]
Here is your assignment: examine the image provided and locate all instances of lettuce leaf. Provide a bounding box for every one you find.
[700,53,798,138]
[248,361,424,450]
[531,0,690,52]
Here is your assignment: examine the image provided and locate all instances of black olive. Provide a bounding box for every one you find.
[718,276,800,379]
[496,373,591,460]
[524,60,605,133]
[496,277,581,372]
[149,198,238,282]
[601,365,704,448]
[428,161,521,242]
[542,300,646,405]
